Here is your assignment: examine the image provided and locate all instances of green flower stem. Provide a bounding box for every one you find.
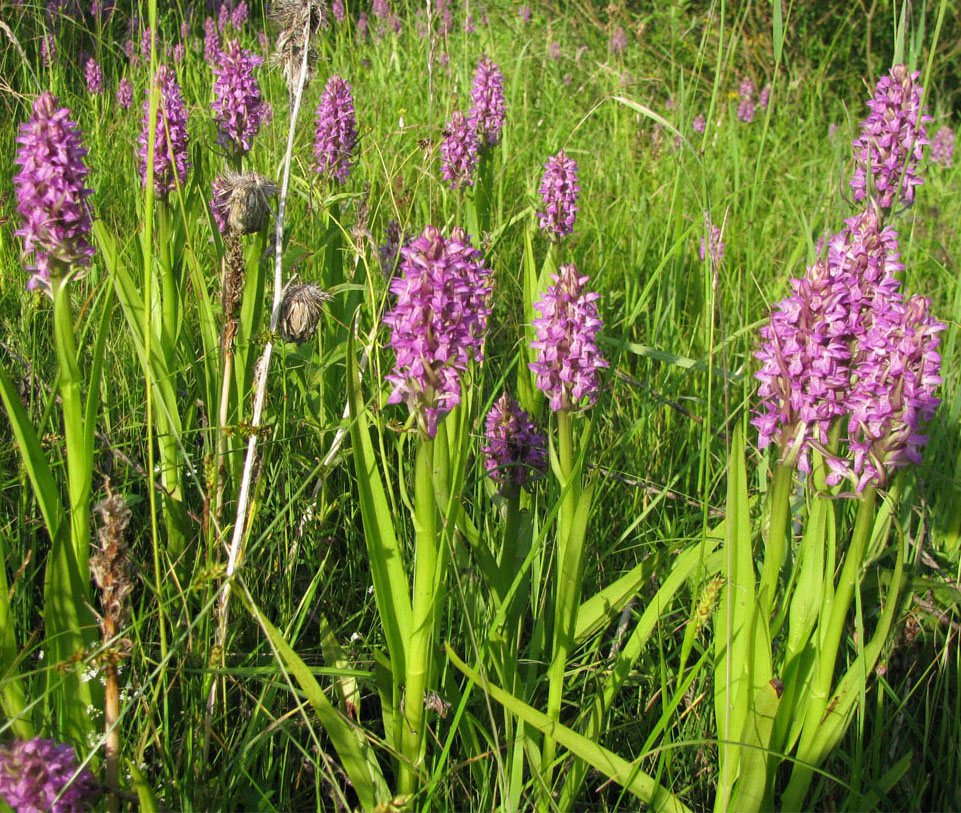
[758,462,794,618]
[400,437,441,796]
[542,408,580,798]
[498,486,522,602]
[783,485,877,809]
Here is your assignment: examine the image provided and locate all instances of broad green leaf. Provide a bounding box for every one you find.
[730,680,780,813]
[772,0,785,62]
[714,425,754,813]
[805,530,905,767]
[346,323,411,670]
[128,762,159,813]
[243,588,388,810]
[0,363,64,541]
[0,528,31,738]
[447,646,693,813]
[574,552,659,645]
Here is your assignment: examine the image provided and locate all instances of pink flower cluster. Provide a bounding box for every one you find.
[14,91,95,292]
[212,39,270,156]
[850,64,930,210]
[754,207,943,490]
[537,149,580,238]
[0,737,96,812]
[384,225,493,438]
[314,75,357,184]
[482,394,547,491]
[138,65,190,200]
[529,264,608,411]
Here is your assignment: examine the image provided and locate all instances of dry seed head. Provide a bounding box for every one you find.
[215,170,280,236]
[90,489,135,631]
[280,282,332,343]
[269,0,328,92]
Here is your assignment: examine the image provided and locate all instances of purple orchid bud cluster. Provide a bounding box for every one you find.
[753,206,943,490]
[931,125,954,168]
[537,149,580,239]
[468,56,506,148]
[117,77,133,109]
[85,57,103,94]
[384,225,493,438]
[482,394,548,491]
[529,264,609,411]
[754,66,944,491]
[609,27,627,54]
[699,211,724,263]
[212,39,270,156]
[0,736,97,813]
[737,78,755,123]
[138,65,190,200]
[440,110,479,189]
[204,16,220,62]
[850,64,931,210]
[440,56,506,188]
[313,75,358,184]
[13,91,95,293]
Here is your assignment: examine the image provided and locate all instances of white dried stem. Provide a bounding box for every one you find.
[204,13,313,762]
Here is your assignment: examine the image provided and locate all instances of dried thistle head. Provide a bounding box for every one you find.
[280,282,332,343]
[269,0,328,92]
[211,170,280,236]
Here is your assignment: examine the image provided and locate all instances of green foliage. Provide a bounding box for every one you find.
[0,0,958,810]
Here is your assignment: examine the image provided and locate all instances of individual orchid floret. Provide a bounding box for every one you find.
[85,57,103,94]
[529,264,609,412]
[0,736,97,812]
[468,56,506,148]
[138,65,190,201]
[116,77,133,109]
[212,39,269,156]
[827,295,944,491]
[482,394,548,491]
[13,91,95,293]
[440,110,479,189]
[537,149,580,238]
[313,75,357,184]
[931,125,954,168]
[699,211,724,264]
[752,259,852,473]
[850,64,931,210]
[383,225,492,438]
[737,77,755,123]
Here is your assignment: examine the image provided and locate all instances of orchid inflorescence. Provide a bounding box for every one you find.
[754,65,943,492]
[14,91,95,293]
